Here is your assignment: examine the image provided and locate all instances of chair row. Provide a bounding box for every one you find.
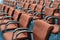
[16,2,60,24]
[0,4,34,40]
[0,0,60,40]
[0,6,59,40]
[0,3,60,24]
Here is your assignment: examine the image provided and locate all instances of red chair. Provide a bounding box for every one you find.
[38,0,44,6]
[52,2,60,9]
[35,5,43,19]
[44,7,55,16]
[33,20,53,40]
[27,4,37,15]
[45,2,51,7]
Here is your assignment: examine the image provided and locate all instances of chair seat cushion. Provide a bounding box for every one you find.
[4,31,27,40]
[1,24,17,31]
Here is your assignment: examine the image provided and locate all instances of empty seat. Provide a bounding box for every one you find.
[30,0,36,4]
[18,2,25,10]
[38,0,44,5]
[34,5,43,19]
[44,7,55,16]
[0,4,6,12]
[22,3,30,12]
[4,5,10,13]
[26,0,30,3]
[44,16,59,34]
[45,2,51,7]
[27,4,37,15]
[23,0,27,3]
[52,2,60,9]
[33,20,53,40]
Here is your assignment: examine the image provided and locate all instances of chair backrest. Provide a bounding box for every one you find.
[4,0,8,3]
[33,20,53,40]
[19,14,33,28]
[4,5,10,13]
[13,10,22,21]
[21,0,24,2]
[38,0,44,5]
[44,7,55,16]
[29,4,37,11]
[23,3,30,12]
[13,1,17,8]
[26,0,30,3]
[35,5,43,19]
[45,2,51,7]
[52,2,60,9]
[24,3,30,10]
[35,5,43,12]
[23,0,27,3]
[46,0,49,2]
[30,0,36,4]
[1,4,6,11]
[0,4,2,10]
[19,2,25,8]
[8,7,15,16]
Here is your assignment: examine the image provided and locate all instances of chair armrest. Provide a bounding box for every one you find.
[10,4,14,7]
[6,20,18,23]
[0,12,7,15]
[2,16,13,20]
[44,16,51,21]
[47,16,58,21]
[0,10,3,12]
[2,12,7,15]
[46,16,58,24]
[4,21,19,31]
[27,8,32,13]
[13,28,29,33]
[12,30,33,40]
[12,28,29,40]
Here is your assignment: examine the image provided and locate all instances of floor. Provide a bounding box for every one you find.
[0,30,4,40]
